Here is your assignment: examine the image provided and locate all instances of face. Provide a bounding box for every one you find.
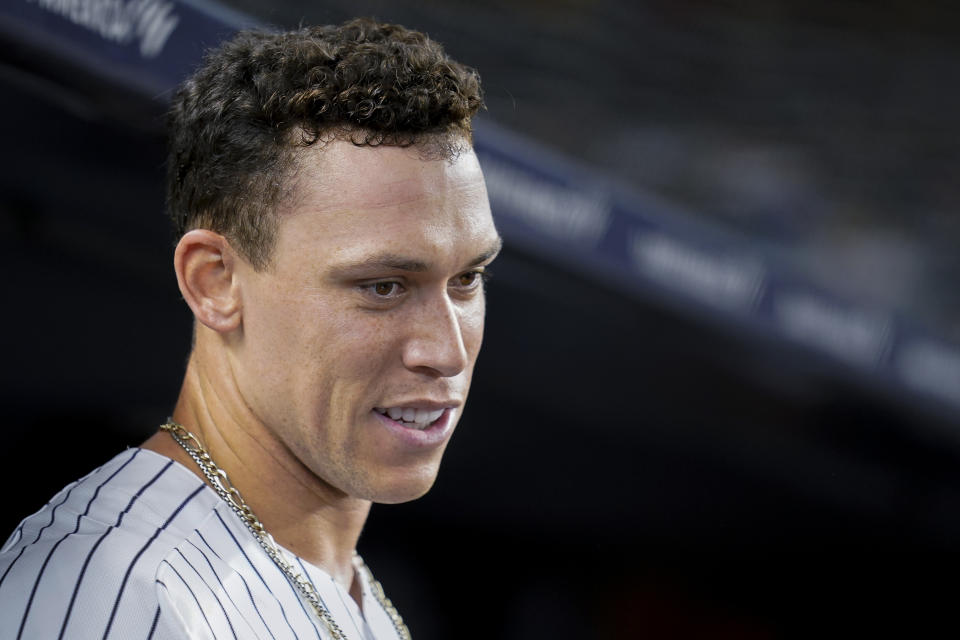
[230,139,500,504]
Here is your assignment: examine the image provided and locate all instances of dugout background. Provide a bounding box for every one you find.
[3,1,960,637]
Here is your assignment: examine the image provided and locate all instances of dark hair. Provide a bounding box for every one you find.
[166,17,484,268]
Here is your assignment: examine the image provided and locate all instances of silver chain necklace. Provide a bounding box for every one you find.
[160,422,412,640]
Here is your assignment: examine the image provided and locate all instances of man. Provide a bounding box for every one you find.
[0,17,500,639]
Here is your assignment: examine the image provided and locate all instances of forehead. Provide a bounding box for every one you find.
[289,139,486,213]
[273,139,497,264]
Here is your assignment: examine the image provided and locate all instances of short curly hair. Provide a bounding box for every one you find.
[166,17,484,268]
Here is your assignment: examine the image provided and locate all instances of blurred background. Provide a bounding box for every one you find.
[3,0,960,637]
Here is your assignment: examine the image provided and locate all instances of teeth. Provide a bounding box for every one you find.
[377,406,446,428]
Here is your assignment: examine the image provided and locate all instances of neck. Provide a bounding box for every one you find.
[142,345,371,591]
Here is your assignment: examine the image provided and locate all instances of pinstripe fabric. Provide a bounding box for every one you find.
[0,449,404,640]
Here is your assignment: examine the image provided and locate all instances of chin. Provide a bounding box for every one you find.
[367,466,441,505]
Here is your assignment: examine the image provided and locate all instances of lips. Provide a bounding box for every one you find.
[374,406,448,430]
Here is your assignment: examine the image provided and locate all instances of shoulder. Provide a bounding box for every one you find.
[0,448,221,639]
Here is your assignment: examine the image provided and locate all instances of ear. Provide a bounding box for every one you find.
[174,229,243,333]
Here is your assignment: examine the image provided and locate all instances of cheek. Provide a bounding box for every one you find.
[460,300,487,356]
[240,288,340,390]
[322,313,402,379]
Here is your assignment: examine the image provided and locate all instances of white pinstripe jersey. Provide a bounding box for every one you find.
[0,448,405,639]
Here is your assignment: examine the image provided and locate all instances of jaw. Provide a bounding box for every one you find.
[365,457,446,504]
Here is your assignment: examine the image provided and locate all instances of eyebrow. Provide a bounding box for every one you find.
[329,236,503,276]
[469,236,504,267]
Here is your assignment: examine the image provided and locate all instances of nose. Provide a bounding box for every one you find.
[402,294,470,378]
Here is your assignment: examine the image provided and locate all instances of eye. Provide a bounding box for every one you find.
[362,280,405,299]
[452,269,488,290]
[374,282,397,296]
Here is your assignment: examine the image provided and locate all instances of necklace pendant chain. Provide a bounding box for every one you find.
[160,422,412,640]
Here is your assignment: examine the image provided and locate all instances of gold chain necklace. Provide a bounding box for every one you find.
[160,422,412,640]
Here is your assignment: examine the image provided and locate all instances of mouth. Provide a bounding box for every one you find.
[374,406,448,430]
